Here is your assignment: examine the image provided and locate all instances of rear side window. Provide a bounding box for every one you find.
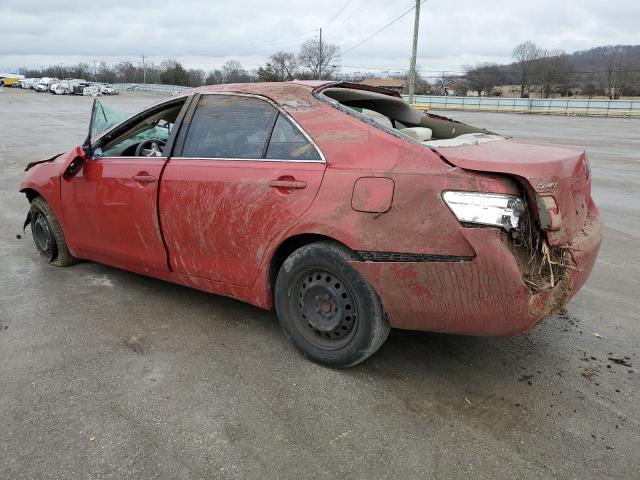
[181,95,277,159]
[266,114,320,161]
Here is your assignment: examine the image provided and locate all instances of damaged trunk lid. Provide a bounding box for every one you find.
[437,138,592,245]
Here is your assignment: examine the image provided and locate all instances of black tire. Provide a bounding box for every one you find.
[275,241,390,368]
[29,196,77,267]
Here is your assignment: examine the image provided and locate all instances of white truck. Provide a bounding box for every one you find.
[82,84,100,96]
[55,79,86,95]
[19,78,39,89]
[35,78,58,92]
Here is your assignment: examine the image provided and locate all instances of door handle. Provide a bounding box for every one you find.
[268,180,307,189]
[132,174,157,183]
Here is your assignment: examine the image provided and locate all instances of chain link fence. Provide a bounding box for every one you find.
[112,83,192,95]
[407,95,640,117]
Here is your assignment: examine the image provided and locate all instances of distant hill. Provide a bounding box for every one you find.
[569,45,640,71]
[485,44,640,98]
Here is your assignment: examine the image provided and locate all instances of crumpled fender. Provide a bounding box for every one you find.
[25,153,64,171]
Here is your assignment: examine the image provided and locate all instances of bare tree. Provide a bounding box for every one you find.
[536,50,574,98]
[600,46,637,99]
[464,63,503,96]
[97,61,116,83]
[187,68,206,87]
[554,54,575,97]
[115,61,138,83]
[205,69,223,85]
[270,51,298,80]
[222,60,251,83]
[582,82,598,99]
[413,71,434,95]
[257,51,298,82]
[298,39,340,79]
[513,41,540,97]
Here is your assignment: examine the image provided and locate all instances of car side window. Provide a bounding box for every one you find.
[266,114,320,161]
[181,95,277,159]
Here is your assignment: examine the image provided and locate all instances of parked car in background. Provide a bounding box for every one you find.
[19,81,602,367]
[99,84,118,95]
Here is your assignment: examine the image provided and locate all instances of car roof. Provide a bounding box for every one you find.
[188,80,332,102]
[194,80,330,93]
[148,80,401,113]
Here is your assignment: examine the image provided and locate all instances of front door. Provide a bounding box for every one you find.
[159,93,326,286]
[61,157,168,272]
[60,97,189,272]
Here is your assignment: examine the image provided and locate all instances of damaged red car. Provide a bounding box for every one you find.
[20,81,603,367]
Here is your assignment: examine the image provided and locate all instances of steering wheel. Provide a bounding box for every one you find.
[135,139,166,157]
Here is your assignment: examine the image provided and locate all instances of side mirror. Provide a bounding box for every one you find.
[63,152,87,179]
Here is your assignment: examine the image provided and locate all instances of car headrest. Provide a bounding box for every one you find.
[400,127,433,142]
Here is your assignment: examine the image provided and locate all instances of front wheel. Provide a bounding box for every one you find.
[275,242,390,368]
[29,196,77,267]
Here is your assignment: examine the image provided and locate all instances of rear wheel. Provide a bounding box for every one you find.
[29,196,77,267]
[275,242,390,368]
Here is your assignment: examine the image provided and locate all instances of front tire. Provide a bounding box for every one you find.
[275,242,390,368]
[29,196,77,267]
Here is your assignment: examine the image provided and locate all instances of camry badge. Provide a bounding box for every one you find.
[537,181,558,190]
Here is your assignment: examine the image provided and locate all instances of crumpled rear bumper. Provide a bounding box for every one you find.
[350,213,603,336]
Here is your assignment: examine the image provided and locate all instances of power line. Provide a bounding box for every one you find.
[201,31,316,58]
[337,64,466,73]
[326,0,354,26]
[329,0,375,36]
[342,0,427,55]
[336,63,640,76]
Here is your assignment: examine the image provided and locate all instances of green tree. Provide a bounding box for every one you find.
[160,59,189,86]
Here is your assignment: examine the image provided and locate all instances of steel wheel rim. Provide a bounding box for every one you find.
[292,268,358,350]
[32,211,55,260]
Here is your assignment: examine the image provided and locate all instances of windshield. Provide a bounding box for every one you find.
[90,100,127,139]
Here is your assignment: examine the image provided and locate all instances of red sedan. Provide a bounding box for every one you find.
[20,81,603,367]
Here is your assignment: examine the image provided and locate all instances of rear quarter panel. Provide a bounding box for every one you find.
[253,106,522,307]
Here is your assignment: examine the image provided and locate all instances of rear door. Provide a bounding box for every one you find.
[159,93,325,286]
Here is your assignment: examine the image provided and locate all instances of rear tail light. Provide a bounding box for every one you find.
[442,191,526,231]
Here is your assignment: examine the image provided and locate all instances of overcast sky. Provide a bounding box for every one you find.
[1,0,639,76]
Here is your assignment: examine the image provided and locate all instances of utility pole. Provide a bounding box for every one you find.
[319,27,323,79]
[407,0,421,104]
[140,54,147,90]
[93,60,97,81]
